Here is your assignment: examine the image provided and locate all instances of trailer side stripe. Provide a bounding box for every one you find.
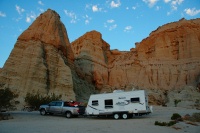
[88,105,103,111]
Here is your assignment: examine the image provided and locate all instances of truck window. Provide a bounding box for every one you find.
[56,102,62,106]
[105,99,113,108]
[92,100,98,106]
[131,97,140,103]
[49,102,56,106]
[64,102,70,107]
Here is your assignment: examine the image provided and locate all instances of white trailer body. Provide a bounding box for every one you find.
[85,90,152,119]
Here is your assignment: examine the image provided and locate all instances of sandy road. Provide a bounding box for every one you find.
[0,106,200,133]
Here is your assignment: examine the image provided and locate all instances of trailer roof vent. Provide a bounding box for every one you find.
[113,90,124,93]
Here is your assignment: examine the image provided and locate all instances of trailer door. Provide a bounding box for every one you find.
[90,100,99,115]
[130,97,145,112]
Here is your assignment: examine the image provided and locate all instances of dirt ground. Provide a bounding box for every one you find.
[0,106,200,133]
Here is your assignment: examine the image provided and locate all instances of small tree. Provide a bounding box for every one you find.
[0,88,18,110]
[171,113,182,121]
[25,92,62,109]
[174,99,181,107]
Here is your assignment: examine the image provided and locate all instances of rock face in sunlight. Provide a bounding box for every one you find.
[0,9,95,108]
[134,18,200,90]
[0,9,200,108]
[71,18,200,106]
[72,19,200,90]
[71,30,110,90]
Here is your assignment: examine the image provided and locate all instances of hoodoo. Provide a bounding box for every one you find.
[0,9,76,108]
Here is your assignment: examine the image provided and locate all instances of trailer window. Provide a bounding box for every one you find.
[92,100,99,106]
[131,97,140,103]
[105,99,113,108]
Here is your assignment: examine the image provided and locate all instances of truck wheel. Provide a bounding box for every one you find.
[122,113,128,119]
[113,114,120,120]
[40,109,46,116]
[66,112,72,118]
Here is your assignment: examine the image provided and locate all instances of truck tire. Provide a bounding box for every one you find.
[113,114,120,120]
[122,113,128,119]
[66,112,72,118]
[40,109,46,116]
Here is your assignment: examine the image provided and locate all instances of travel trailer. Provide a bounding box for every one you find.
[85,90,152,119]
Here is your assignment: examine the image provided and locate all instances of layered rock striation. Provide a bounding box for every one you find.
[72,18,200,90]
[0,9,90,108]
[72,18,200,105]
[0,9,199,108]
[71,31,110,90]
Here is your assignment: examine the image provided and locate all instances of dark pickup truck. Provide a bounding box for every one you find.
[39,101,85,118]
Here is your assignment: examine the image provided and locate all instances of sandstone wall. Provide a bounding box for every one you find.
[126,18,200,90]
[71,18,200,106]
[71,31,110,90]
[0,9,77,108]
[0,40,75,106]
[72,19,200,90]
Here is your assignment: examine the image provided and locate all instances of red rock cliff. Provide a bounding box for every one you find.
[71,18,200,105]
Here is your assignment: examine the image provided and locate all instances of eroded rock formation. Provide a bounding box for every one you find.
[0,9,95,108]
[71,18,200,106]
[71,31,110,90]
[73,18,200,90]
[0,9,199,108]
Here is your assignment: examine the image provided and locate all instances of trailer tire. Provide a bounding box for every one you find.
[113,114,120,120]
[66,112,72,118]
[122,113,128,119]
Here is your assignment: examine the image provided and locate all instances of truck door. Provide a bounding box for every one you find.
[48,101,57,113]
[54,102,63,114]
[48,101,62,114]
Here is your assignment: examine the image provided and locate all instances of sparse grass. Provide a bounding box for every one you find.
[155,112,200,127]
[186,122,199,126]
[155,113,182,127]
[192,113,200,122]
[172,126,181,130]
[183,112,200,122]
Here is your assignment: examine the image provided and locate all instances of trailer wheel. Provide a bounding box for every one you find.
[122,113,128,119]
[66,112,72,118]
[113,114,120,120]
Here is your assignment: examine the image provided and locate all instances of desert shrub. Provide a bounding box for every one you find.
[171,113,182,121]
[25,92,62,110]
[167,121,176,126]
[155,121,176,126]
[0,88,18,110]
[155,121,167,126]
[174,99,181,107]
[191,113,200,122]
